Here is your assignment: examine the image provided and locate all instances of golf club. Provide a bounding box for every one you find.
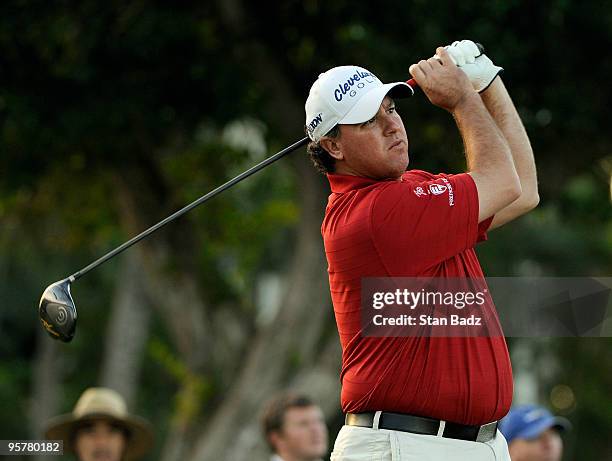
[38,42,484,342]
[39,137,308,342]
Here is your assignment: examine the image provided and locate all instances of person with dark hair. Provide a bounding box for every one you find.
[45,387,153,461]
[261,393,328,461]
[304,40,538,460]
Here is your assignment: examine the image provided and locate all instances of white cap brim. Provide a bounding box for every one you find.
[338,82,413,125]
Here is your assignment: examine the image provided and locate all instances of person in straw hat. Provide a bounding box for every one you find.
[45,387,154,461]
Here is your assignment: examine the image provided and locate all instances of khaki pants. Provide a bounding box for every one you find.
[330,425,512,461]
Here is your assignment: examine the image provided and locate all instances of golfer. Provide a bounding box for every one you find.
[45,387,154,461]
[304,40,538,460]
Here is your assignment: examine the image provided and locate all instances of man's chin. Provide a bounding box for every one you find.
[88,451,119,461]
[302,442,328,458]
[302,450,326,459]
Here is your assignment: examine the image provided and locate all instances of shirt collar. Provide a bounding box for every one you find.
[327,173,400,193]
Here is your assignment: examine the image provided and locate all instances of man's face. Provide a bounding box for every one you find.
[326,96,409,180]
[273,405,328,461]
[508,428,563,461]
[73,420,127,461]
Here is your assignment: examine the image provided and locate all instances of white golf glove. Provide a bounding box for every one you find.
[443,40,503,93]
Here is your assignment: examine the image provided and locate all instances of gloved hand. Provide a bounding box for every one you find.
[442,40,504,93]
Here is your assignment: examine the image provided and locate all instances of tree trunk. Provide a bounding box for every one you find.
[111,164,213,371]
[29,329,62,461]
[99,251,151,408]
[110,162,220,461]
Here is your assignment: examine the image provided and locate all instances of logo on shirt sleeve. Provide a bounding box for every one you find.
[429,184,447,195]
[441,178,454,206]
[413,186,428,197]
[414,179,454,206]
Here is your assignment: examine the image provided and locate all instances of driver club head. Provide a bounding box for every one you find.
[38,279,77,342]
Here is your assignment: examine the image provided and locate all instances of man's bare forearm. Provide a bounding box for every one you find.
[452,92,521,221]
[481,78,539,228]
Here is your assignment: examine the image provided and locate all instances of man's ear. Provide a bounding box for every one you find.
[319,136,344,161]
[268,431,284,452]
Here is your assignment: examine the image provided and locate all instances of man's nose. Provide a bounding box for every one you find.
[309,421,327,434]
[92,431,111,444]
[383,112,400,134]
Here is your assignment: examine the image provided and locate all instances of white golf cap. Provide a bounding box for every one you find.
[305,65,413,142]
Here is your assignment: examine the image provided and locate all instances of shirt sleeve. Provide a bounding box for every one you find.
[477,216,494,242]
[370,172,484,274]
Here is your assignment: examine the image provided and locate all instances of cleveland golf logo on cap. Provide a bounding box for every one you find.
[333,69,377,102]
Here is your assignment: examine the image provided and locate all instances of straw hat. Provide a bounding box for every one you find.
[45,387,154,460]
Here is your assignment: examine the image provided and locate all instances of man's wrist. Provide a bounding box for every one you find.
[452,91,484,116]
[480,77,512,111]
[480,75,503,95]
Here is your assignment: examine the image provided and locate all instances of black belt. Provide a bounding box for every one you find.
[345,412,498,443]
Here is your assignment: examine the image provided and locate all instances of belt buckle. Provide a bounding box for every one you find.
[476,421,498,442]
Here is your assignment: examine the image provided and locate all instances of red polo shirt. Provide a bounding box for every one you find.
[323,170,512,425]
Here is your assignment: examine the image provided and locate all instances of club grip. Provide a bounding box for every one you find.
[406,42,484,90]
